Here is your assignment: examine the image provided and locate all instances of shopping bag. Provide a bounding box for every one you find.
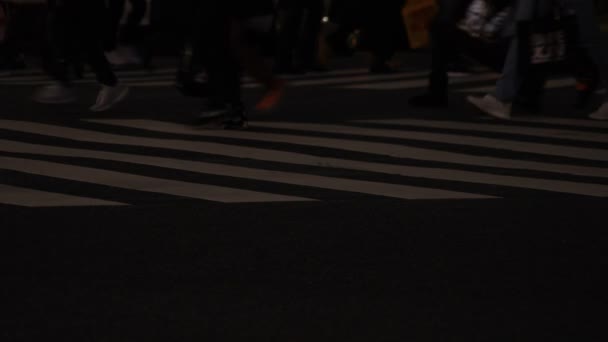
[402,0,438,49]
[457,0,512,43]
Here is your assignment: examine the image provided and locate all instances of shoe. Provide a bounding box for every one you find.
[120,46,143,65]
[90,84,129,112]
[467,94,512,120]
[194,103,248,129]
[32,83,77,104]
[105,50,129,67]
[255,79,285,112]
[574,79,600,109]
[589,102,608,120]
[408,93,448,108]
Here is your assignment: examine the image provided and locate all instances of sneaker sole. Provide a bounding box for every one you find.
[90,87,130,112]
[467,96,511,120]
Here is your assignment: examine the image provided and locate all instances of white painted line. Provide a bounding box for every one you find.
[0,75,178,86]
[0,184,127,207]
[343,73,500,90]
[5,138,608,197]
[243,71,431,89]
[457,78,575,93]
[0,140,492,200]
[0,156,313,203]
[80,119,608,179]
[352,118,608,144]
[251,122,608,162]
[511,116,608,129]
[0,68,178,81]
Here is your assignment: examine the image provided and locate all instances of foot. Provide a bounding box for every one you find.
[589,102,608,120]
[408,93,448,108]
[255,79,285,112]
[574,78,600,109]
[105,50,129,67]
[194,103,248,129]
[32,83,77,104]
[467,94,512,120]
[90,84,129,112]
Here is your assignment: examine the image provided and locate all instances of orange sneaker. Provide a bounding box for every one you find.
[255,79,285,112]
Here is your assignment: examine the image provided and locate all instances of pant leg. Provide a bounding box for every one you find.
[124,0,147,44]
[494,38,523,102]
[570,0,608,100]
[428,22,452,96]
[72,1,118,86]
[105,0,126,51]
[275,3,302,69]
[197,3,241,105]
[45,3,72,85]
[297,1,324,69]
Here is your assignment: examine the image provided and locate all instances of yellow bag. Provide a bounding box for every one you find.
[402,0,439,49]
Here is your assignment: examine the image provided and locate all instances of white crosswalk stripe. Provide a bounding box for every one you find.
[1,116,608,207]
[0,66,505,91]
[0,184,127,207]
[0,155,314,204]
[1,66,599,99]
[85,119,608,178]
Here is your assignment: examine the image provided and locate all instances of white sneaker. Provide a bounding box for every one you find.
[90,84,129,112]
[119,46,142,65]
[105,50,129,66]
[467,94,512,120]
[32,83,77,104]
[589,102,608,120]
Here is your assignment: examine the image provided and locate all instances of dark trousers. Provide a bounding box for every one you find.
[363,1,405,65]
[275,0,324,70]
[46,0,117,86]
[105,0,147,51]
[193,2,241,105]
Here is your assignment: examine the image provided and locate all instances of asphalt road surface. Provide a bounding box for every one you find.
[2,53,607,341]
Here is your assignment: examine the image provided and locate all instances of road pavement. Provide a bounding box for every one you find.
[2,53,607,341]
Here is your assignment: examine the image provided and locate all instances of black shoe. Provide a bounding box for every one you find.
[194,103,248,129]
[408,93,448,108]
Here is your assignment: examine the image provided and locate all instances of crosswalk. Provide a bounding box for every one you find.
[0,66,580,92]
[1,115,607,207]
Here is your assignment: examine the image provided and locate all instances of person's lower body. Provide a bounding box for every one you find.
[35,3,128,111]
[365,8,403,74]
[193,8,247,128]
[408,22,452,107]
[0,1,26,71]
[104,0,147,67]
